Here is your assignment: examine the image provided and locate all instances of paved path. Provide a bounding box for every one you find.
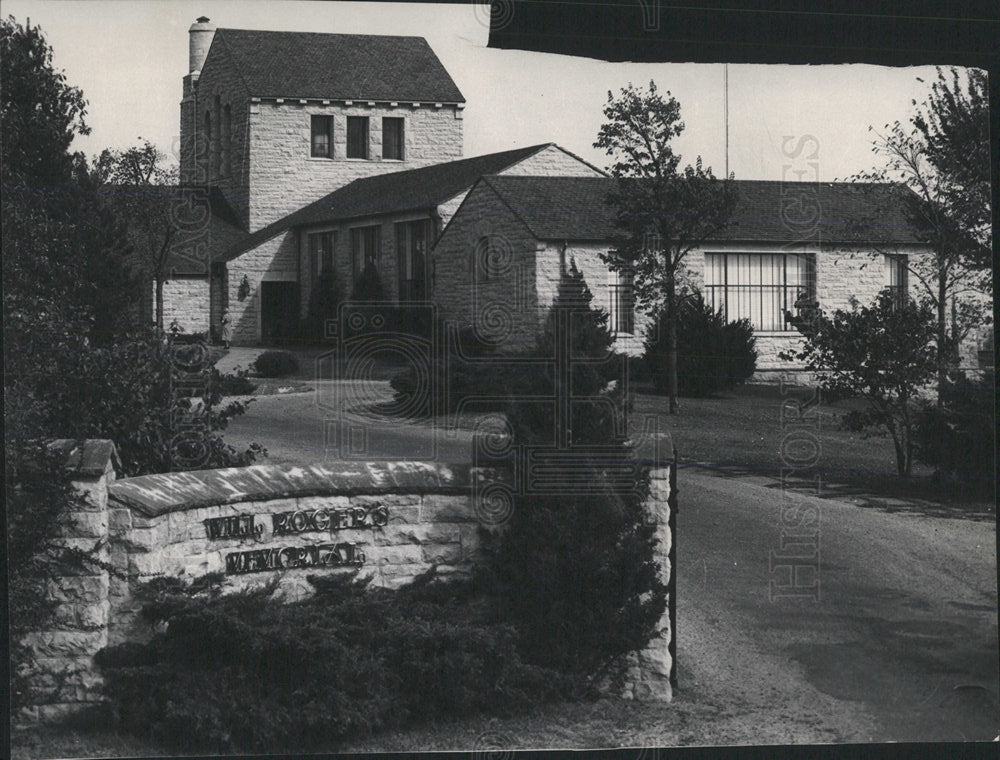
[222,380,998,743]
[678,468,998,742]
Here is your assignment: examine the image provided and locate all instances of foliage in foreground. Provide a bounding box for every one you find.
[645,290,757,396]
[914,368,996,493]
[95,572,566,753]
[7,440,108,714]
[485,263,668,683]
[781,290,938,476]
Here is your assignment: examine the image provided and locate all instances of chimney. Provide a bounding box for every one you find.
[189,16,216,77]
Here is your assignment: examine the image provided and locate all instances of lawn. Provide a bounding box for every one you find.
[633,383,993,511]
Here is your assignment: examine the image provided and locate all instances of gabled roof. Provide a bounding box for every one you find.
[211,29,464,103]
[477,176,926,245]
[220,144,557,261]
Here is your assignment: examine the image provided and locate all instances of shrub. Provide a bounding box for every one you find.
[211,365,258,396]
[389,324,508,416]
[95,571,566,753]
[300,267,343,342]
[350,262,384,302]
[252,350,300,378]
[484,262,667,686]
[780,290,939,476]
[914,369,995,492]
[645,290,757,396]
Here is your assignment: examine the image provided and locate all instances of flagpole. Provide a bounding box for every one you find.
[724,63,729,178]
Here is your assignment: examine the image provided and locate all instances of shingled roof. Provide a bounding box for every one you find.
[478,176,925,245]
[211,29,464,103]
[220,144,560,261]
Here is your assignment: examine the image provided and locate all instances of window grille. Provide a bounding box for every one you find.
[609,269,635,335]
[704,253,812,331]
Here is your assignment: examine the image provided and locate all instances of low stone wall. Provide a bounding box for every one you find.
[15,441,118,725]
[17,448,675,723]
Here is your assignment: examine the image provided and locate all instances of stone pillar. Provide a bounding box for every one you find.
[15,441,117,725]
[624,463,674,701]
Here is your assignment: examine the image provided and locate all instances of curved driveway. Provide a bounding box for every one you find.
[223,380,999,743]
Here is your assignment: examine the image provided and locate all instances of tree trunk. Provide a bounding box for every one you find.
[155,277,165,331]
[936,273,947,409]
[666,274,679,414]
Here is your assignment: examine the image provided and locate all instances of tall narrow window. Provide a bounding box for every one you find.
[308,231,336,277]
[885,254,908,309]
[346,116,369,159]
[311,115,333,158]
[609,269,635,335]
[396,219,431,302]
[704,253,812,332]
[202,111,212,183]
[212,95,221,180]
[223,105,232,176]
[382,117,404,160]
[350,225,380,278]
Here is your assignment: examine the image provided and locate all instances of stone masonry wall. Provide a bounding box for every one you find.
[249,102,463,231]
[17,445,675,722]
[181,43,253,227]
[15,441,117,725]
[498,144,605,178]
[160,277,211,335]
[227,230,299,344]
[431,181,540,353]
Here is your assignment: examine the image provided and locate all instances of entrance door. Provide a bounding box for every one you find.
[259,281,299,342]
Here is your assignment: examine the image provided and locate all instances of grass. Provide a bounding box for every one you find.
[634,383,994,512]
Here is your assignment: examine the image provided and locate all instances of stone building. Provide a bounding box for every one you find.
[160,17,983,380]
[432,175,935,379]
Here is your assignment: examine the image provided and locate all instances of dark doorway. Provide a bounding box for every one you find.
[260,281,299,342]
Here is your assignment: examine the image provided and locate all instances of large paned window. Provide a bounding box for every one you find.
[382,117,405,160]
[351,225,380,278]
[311,115,334,158]
[346,116,369,159]
[704,253,812,332]
[609,269,636,335]
[395,219,432,301]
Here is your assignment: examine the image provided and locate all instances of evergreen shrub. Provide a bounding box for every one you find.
[95,571,565,753]
[484,262,667,687]
[645,290,757,396]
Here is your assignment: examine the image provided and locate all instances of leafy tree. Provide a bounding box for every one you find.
[781,291,939,476]
[92,139,179,329]
[595,80,739,414]
[487,262,667,687]
[646,290,757,396]
[912,67,991,268]
[853,68,991,404]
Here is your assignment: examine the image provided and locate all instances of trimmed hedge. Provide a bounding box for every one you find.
[96,571,568,753]
[252,350,299,378]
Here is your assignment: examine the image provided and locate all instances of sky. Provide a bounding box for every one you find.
[6,0,973,182]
